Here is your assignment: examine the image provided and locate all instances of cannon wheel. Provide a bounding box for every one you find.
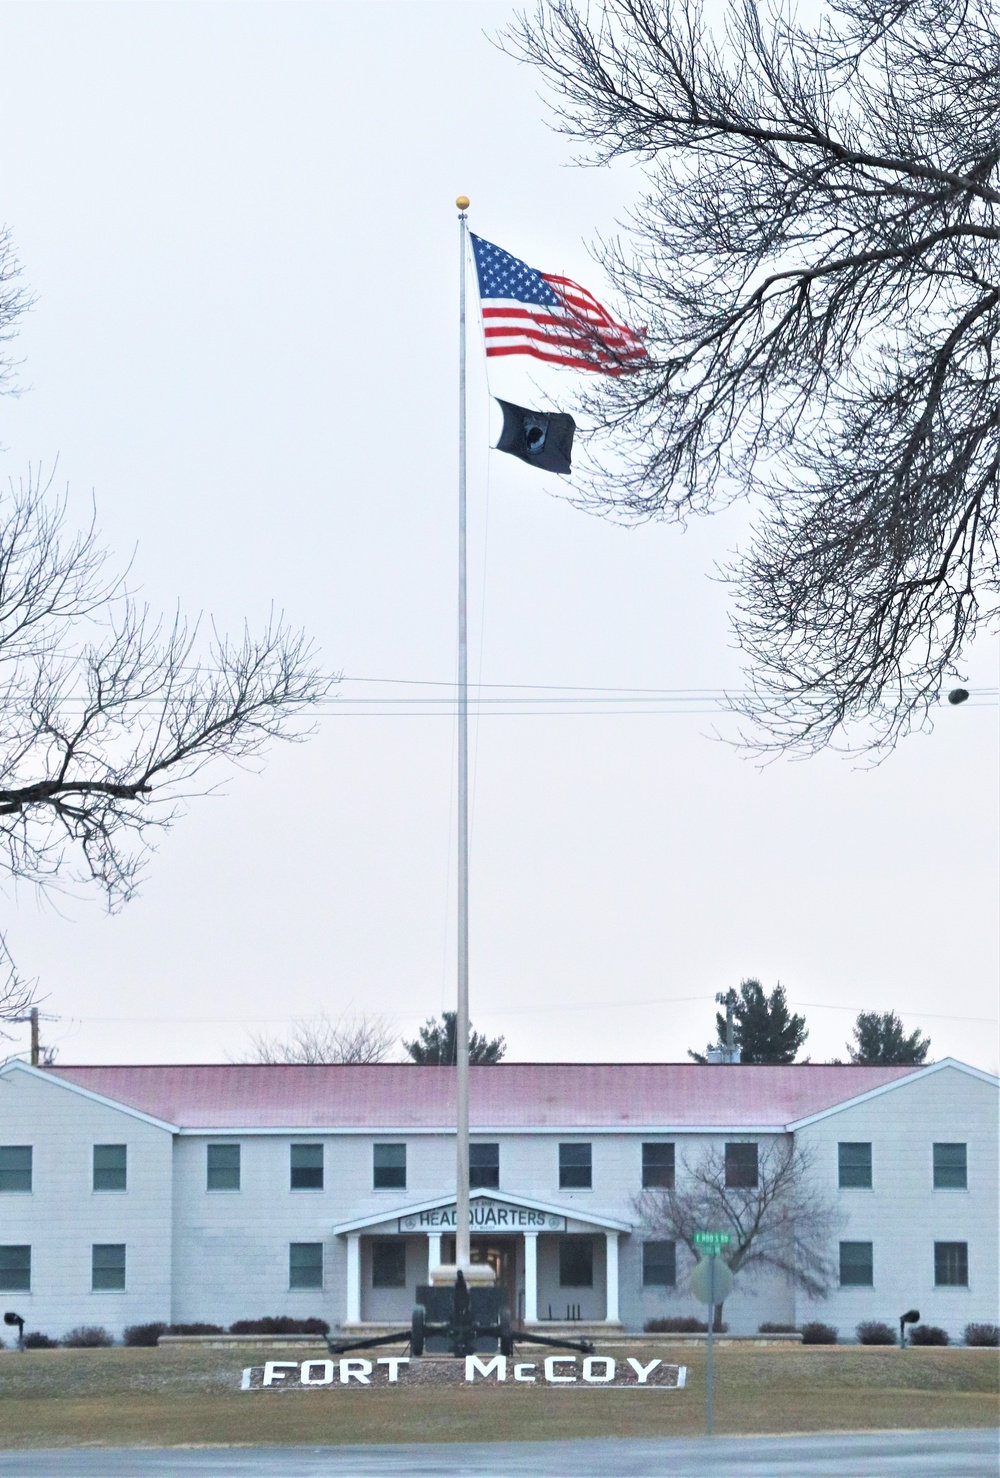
[411,1305,425,1357]
[499,1307,513,1358]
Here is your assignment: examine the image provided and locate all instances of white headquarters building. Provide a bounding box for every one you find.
[0,1057,996,1340]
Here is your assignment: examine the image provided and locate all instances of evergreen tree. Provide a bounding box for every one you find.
[848,1011,930,1065]
[403,1011,506,1066]
[690,979,808,1064]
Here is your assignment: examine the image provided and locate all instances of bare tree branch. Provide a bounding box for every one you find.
[0,469,335,908]
[0,932,36,1039]
[506,0,1000,753]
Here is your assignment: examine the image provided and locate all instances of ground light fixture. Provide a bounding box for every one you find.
[3,1311,24,1351]
[900,1309,920,1347]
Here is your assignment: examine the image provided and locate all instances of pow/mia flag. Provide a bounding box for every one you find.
[495,399,575,476]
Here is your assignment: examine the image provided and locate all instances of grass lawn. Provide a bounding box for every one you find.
[0,1342,996,1449]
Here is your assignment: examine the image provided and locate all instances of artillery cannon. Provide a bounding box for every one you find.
[327,1268,594,1359]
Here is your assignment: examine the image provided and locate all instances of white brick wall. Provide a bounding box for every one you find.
[3,1060,996,1340]
[795,1065,999,1341]
[0,1067,172,1341]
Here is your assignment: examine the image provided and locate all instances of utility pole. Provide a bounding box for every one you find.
[710,990,741,1065]
[10,1006,42,1066]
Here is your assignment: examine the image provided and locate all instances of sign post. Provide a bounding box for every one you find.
[691,1231,733,1437]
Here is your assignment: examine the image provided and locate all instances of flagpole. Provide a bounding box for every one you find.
[455,194,471,1273]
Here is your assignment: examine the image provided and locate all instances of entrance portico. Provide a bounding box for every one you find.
[332,1189,631,1331]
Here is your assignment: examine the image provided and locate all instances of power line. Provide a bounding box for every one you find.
[62,999,996,1025]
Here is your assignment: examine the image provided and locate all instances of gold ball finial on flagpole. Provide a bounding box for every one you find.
[456,195,470,211]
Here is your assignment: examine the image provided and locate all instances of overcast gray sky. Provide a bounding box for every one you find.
[0,1,996,1072]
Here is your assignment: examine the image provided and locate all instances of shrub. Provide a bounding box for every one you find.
[124,1322,168,1347]
[23,1332,59,1349]
[61,1326,113,1348]
[168,1323,225,1337]
[964,1323,999,1347]
[857,1321,897,1345]
[758,1323,797,1334]
[228,1317,330,1336]
[908,1324,949,1346]
[800,1322,838,1344]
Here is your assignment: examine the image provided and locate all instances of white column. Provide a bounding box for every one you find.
[345,1234,361,1325]
[605,1231,620,1323]
[427,1232,442,1276]
[523,1231,538,1324]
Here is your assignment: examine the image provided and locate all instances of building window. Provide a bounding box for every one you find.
[642,1240,676,1287]
[559,1142,592,1189]
[469,1143,500,1189]
[92,1243,126,1291]
[0,1146,32,1193]
[372,1240,407,1288]
[934,1242,969,1287]
[933,1143,967,1190]
[0,1245,30,1292]
[725,1143,758,1189]
[373,1143,406,1190]
[93,1144,127,1192]
[559,1237,594,1287]
[207,1143,241,1191]
[641,1142,675,1189]
[839,1241,873,1287]
[289,1242,323,1289]
[290,1144,324,1190]
[838,1142,872,1189]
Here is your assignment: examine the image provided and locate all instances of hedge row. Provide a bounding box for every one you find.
[644,1319,999,1346]
[8,1317,997,1349]
[643,1317,729,1333]
[124,1316,331,1346]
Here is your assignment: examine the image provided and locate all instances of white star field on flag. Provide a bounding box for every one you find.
[470,235,646,374]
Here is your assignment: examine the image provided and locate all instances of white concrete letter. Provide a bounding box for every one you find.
[583,1356,615,1383]
[605,1231,620,1322]
[514,1362,537,1383]
[300,1359,334,1386]
[377,1358,410,1383]
[677,1365,687,1387]
[262,1360,298,1386]
[523,1230,538,1323]
[544,1356,577,1383]
[465,1355,507,1382]
[240,1367,252,1390]
[345,1232,361,1325]
[339,1358,372,1385]
[627,1357,661,1384]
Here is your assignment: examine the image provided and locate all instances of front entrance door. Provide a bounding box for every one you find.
[443,1235,519,1323]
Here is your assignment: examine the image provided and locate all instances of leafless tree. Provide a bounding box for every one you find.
[506,0,1000,754]
[0,231,333,1024]
[635,1138,840,1325]
[246,1011,396,1065]
[0,470,331,911]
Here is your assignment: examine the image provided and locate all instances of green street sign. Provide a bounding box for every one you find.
[694,1230,731,1249]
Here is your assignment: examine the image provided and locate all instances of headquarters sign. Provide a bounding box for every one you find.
[398,1202,565,1233]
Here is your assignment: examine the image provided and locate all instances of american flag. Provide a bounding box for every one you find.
[471,234,646,375]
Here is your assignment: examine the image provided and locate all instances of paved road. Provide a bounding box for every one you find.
[0,1431,996,1476]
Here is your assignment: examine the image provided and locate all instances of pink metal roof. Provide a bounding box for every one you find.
[44,1062,919,1130]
